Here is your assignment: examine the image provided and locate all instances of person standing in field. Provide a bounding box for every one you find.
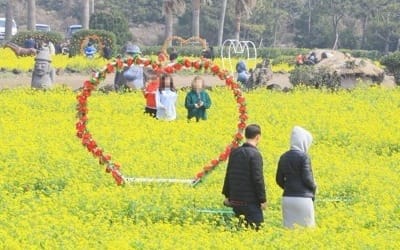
[222,124,267,230]
[156,74,178,121]
[276,126,317,229]
[114,43,144,91]
[184,76,212,122]
[142,70,159,118]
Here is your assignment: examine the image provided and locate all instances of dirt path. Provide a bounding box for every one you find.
[0,71,395,90]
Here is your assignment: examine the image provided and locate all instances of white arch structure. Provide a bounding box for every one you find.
[221,39,257,73]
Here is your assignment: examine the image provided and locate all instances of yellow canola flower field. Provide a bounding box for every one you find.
[0,83,399,249]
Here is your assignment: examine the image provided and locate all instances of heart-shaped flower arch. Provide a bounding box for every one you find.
[75,56,248,186]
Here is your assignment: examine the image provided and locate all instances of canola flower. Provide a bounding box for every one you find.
[0,83,399,249]
[0,51,399,248]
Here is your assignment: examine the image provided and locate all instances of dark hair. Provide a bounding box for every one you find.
[159,73,176,92]
[245,124,261,139]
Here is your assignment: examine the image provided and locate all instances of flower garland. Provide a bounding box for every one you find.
[75,55,248,186]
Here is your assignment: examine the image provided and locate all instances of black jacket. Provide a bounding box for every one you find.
[222,143,266,204]
[276,150,316,198]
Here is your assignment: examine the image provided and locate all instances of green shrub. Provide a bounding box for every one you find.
[380,51,400,85]
[11,31,63,46]
[69,29,116,57]
[89,12,132,48]
[289,65,340,90]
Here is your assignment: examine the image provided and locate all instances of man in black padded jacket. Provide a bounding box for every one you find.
[222,124,267,230]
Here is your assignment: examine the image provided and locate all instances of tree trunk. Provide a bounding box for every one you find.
[5,0,13,41]
[308,0,312,41]
[234,14,241,41]
[27,0,36,31]
[82,0,90,29]
[165,13,174,46]
[360,15,368,50]
[90,0,95,14]
[192,0,201,38]
[217,0,228,46]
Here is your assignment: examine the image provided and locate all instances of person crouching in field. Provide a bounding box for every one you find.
[184,76,212,122]
[276,126,317,229]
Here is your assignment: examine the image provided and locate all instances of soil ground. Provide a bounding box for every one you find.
[0,71,396,90]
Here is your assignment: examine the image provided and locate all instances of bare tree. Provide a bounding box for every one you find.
[217,0,228,46]
[27,0,36,31]
[82,0,90,29]
[163,0,186,44]
[235,0,257,40]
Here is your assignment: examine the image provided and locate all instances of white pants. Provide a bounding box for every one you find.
[282,196,315,229]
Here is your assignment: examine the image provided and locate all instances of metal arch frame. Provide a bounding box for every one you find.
[221,39,257,73]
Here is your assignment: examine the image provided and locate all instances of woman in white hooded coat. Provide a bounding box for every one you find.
[276,126,317,229]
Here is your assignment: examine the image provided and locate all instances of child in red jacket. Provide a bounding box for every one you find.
[143,71,159,117]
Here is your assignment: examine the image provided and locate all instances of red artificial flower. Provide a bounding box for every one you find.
[239,113,248,121]
[76,131,83,138]
[219,152,228,161]
[236,96,246,104]
[217,71,226,80]
[196,171,205,178]
[235,132,244,140]
[203,60,210,70]
[237,122,246,129]
[183,58,192,68]
[126,58,134,67]
[135,57,143,65]
[225,76,234,86]
[203,164,213,172]
[77,105,88,114]
[92,147,103,157]
[224,146,231,156]
[211,159,219,166]
[83,80,96,90]
[105,165,112,173]
[211,64,219,74]
[193,61,201,70]
[106,63,114,73]
[116,59,123,69]
[143,59,151,66]
[79,115,88,123]
[77,94,87,105]
[231,140,240,148]
[164,66,174,74]
[113,163,121,170]
[233,88,242,96]
[86,140,97,152]
[99,154,111,165]
[111,169,124,185]
[158,53,167,62]
[173,63,182,70]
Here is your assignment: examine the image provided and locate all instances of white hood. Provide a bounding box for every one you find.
[290,126,313,153]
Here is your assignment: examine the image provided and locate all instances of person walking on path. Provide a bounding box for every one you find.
[222,124,267,230]
[276,126,317,229]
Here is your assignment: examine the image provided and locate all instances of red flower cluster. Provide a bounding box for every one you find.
[75,55,248,186]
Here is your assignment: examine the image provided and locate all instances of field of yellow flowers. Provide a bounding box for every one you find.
[1,47,399,249]
[1,80,399,248]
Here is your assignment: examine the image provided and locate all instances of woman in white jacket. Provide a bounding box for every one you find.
[156,74,178,121]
